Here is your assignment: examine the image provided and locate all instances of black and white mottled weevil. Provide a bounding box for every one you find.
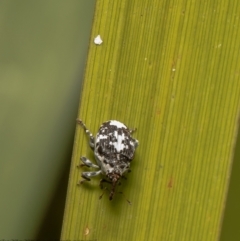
[77,119,139,200]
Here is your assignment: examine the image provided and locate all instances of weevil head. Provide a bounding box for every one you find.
[107,172,121,200]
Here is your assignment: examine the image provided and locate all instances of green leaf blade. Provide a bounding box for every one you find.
[61,0,240,240]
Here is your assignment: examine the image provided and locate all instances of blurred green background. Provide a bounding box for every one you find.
[0,0,95,239]
[220,130,240,241]
[0,1,238,240]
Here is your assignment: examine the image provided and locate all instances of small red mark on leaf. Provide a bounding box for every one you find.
[168,178,173,188]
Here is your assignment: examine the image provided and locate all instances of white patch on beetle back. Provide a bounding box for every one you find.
[109,120,127,129]
[99,135,108,140]
[112,133,125,152]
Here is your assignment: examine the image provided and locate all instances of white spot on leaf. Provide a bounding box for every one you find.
[94,35,103,45]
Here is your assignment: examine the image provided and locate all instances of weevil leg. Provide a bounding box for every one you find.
[133,139,139,148]
[78,170,102,184]
[99,186,108,200]
[99,178,112,189]
[76,119,95,149]
[78,156,99,169]
[129,127,137,135]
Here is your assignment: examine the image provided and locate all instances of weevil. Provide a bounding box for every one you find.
[77,119,139,200]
